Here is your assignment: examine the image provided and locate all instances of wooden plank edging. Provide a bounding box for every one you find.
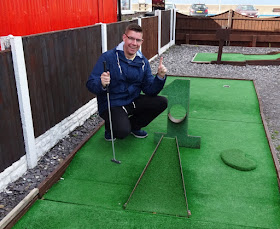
[0,188,39,229]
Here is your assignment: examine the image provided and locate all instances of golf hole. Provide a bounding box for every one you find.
[223,85,230,88]
[168,104,187,123]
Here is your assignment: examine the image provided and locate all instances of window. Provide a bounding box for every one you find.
[121,0,134,14]
[121,0,130,10]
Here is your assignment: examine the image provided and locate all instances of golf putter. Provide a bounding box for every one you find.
[103,61,121,164]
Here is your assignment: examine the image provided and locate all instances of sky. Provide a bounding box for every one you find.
[132,0,279,5]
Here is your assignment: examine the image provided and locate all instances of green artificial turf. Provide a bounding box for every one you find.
[192,52,280,63]
[14,77,280,228]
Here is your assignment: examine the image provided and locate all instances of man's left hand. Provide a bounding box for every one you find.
[157,57,167,79]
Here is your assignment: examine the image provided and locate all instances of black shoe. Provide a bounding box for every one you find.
[131,129,148,138]
[105,130,116,141]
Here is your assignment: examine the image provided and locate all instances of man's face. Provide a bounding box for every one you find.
[122,30,143,57]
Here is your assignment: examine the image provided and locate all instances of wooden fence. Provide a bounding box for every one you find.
[0,50,25,173]
[176,10,280,47]
[22,26,101,137]
[0,9,175,176]
[142,16,159,60]
[161,10,171,48]
[107,20,138,51]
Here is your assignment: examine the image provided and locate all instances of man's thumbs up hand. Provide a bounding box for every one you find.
[157,56,167,79]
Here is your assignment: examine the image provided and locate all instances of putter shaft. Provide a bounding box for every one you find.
[104,61,121,164]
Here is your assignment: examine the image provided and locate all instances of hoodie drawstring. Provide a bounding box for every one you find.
[116,52,123,74]
[116,51,145,74]
[142,60,145,72]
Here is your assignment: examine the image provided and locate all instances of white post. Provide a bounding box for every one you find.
[172,8,176,45]
[138,18,142,52]
[138,17,142,27]
[101,23,107,53]
[10,36,37,169]
[170,9,173,44]
[155,10,161,55]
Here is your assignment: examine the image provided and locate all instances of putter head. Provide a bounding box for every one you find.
[111,159,121,164]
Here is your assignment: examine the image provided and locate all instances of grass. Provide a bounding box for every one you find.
[192,52,280,63]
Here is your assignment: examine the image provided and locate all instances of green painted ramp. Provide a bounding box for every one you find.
[124,136,189,217]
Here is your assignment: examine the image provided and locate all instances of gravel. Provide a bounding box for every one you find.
[1,44,280,222]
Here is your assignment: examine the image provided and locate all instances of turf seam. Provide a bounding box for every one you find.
[189,117,262,124]
[186,190,278,201]
[41,198,125,212]
[60,177,133,187]
[45,198,265,228]
[124,208,190,219]
[189,218,271,229]
[41,198,195,220]
[42,198,96,207]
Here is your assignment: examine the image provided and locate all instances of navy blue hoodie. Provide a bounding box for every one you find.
[86,42,166,114]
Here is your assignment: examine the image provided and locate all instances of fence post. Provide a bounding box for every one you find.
[170,9,173,45]
[101,23,107,53]
[138,18,142,52]
[252,35,257,47]
[10,36,37,169]
[155,10,161,55]
[227,9,233,29]
[138,17,142,27]
[172,9,176,45]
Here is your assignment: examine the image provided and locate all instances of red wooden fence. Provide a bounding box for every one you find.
[0,0,117,37]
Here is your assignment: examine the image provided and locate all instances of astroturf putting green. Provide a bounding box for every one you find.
[192,52,280,63]
[14,77,280,229]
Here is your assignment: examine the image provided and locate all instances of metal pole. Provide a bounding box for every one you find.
[103,61,121,164]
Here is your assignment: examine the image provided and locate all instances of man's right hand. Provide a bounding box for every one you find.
[101,71,110,88]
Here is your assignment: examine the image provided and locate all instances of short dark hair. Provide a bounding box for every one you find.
[125,24,142,34]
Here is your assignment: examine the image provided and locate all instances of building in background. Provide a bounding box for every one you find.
[152,0,165,10]
[121,0,134,14]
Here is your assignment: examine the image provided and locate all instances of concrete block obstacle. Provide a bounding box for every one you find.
[155,79,201,148]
